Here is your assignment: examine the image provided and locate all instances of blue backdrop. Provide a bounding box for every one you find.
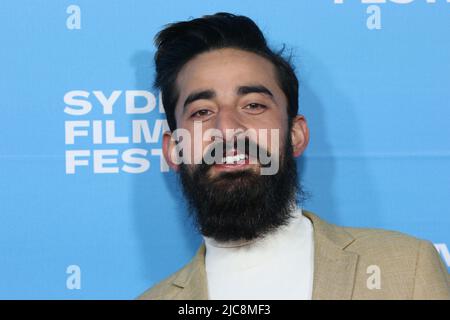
[0,1,449,299]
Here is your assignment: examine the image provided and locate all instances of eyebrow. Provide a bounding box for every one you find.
[183,84,275,110]
[237,85,274,99]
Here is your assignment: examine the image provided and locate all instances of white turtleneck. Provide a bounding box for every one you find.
[203,207,314,300]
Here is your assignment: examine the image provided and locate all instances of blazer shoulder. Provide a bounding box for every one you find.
[136,261,192,300]
[136,243,206,300]
[136,267,184,300]
[341,223,429,256]
[304,210,423,251]
[343,224,423,245]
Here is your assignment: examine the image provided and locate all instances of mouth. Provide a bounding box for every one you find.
[213,149,254,172]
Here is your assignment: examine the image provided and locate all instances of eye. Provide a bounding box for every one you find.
[244,103,267,112]
[190,109,212,118]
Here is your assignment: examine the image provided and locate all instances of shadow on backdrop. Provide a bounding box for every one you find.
[296,47,380,227]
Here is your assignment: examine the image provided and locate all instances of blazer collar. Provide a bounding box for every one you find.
[171,210,358,300]
[303,211,359,299]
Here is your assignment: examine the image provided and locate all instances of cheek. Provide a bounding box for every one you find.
[188,136,216,165]
[253,121,287,155]
[184,138,208,165]
[261,129,283,161]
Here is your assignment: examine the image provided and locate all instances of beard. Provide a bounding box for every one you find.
[178,130,304,243]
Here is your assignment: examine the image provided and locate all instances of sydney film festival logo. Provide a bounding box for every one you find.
[63,90,170,175]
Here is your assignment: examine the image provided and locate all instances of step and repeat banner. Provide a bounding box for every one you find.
[0,1,449,299]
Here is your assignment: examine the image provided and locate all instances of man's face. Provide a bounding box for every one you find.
[174,48,289,174]
[163,48,309,242]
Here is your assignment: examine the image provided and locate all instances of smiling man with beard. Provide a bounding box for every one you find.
[138,12,450,300]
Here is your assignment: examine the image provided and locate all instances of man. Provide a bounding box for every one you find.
[138,12,449,300]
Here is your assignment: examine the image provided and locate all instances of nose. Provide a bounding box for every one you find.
[213,108,247,143]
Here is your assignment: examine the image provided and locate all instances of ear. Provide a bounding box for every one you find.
[162,130,180,172]
[290,115,310,158]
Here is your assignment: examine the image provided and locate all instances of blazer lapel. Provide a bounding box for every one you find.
[303,211,359,300]
[171,243,209,300]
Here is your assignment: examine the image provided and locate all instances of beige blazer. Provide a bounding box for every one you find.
[137,210,450,300]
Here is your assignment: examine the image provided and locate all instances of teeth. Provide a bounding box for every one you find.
[221,154,246,164]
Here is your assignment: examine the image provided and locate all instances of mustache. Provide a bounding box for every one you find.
[202,136,273,167]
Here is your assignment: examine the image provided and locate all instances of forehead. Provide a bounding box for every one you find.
[174,48,287,109]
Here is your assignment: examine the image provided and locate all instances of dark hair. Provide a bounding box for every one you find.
[153,12,299,132]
